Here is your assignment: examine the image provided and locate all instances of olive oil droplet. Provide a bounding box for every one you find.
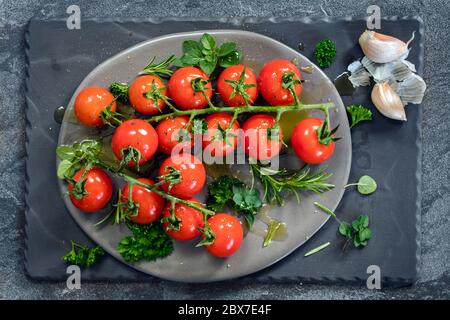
[53,106,66,124]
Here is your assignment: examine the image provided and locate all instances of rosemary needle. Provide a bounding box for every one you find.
[304,242,331,257]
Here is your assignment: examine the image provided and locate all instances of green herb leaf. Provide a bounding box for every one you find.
[200,33,216,50]
[199,58,217,75]
[109,82,129,103]
[56,146,75,160]
[183,40,203,57]
[263,220,283,247]
[357,175,377,195]
[117,223,173,263]
[346,105,372,128]
[218,42,236,57]
[57,159,74,179]
[219,51,241,68]
[62,241,105,267]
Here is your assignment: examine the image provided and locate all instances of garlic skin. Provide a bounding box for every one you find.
[371,82,407,121]
[359,30,414,64]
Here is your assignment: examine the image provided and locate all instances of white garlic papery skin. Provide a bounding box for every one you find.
[371,82,407,121]
[359,30,414,64]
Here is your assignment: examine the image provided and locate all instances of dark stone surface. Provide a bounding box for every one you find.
[0,0,449,299]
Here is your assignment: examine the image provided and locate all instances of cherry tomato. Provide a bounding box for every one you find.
[242,114,283,161]
[168,67,212,110]
[291,118,336,164]
[111,119,158,166]
[162,198,204,241]
[204,213,243,258]
[258,60,302,106]
[158,153,206,199]
[120,178,165,224]
[217,64,258,107]
[202,112,240,157]
[74,86,116,127]
[155,116,192,155]
[128,75,167,115]
[68,167,113,212]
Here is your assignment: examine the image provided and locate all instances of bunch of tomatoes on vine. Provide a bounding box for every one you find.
[60,39,339,259]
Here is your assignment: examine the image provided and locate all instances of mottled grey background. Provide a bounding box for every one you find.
[0,0,449,299]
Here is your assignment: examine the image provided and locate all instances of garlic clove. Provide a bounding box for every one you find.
[359,30,415,64]
[371,82,407,121]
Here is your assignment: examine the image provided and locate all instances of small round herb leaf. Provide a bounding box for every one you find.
[357,175,377,195]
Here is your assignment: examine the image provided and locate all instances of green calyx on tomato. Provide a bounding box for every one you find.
[316,118,341,146]
[195,220,216,247]
[99,98,125,127]
[224,67,257,106]
[142,80,171,112]
[281,71,302,105]
[113,186,140,224]
[119,146,143,171]
[158,166,182,192]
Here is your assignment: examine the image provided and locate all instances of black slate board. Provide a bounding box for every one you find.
[24,17,423,286]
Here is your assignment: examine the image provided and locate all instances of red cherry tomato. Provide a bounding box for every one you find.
[120,178,165,224]
[168,67,212,110]
[74,86,116,127]
[202,112,240,157]
[111,119,158,166]
[162,198,204,241]
[204,213,243,258]
[158,153,206,199]
[258,60,302,106]
[68,167,113,212]
[242,114,283,161]
[217,64,258,107]
[128,75,167,115]
[155,116,192,155]
[291,118,336,164]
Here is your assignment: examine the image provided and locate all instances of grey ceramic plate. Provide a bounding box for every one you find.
[57,30,351,282]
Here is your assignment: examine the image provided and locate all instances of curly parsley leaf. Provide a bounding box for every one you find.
[174,33,241,75]
[314,39,337,69]
[109,82,129,103]
[62,241,105,267]
[346,105,373,128]
[117,223,173,263]
[206,176,262,228]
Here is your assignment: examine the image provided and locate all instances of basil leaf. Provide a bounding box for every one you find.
[183,40,203,57]
[57,159,73,179]
[180,54,201,66]
[218,42,236,57]
[56,145,75,160]
[219,51,241,68]
[200,33,216,50]
[199,58,217,75]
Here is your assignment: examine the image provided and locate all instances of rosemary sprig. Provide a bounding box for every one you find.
[139,55,176,77]
[250,164,335,205]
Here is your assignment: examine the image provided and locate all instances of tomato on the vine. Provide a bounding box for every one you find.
[258,60,302,106]
[111,119,158,166]
[204,213,243,258]
[168,67,212,110]
[120,178,165,224]
[155,116,192,155]
[162,198,204,241]
[202,112,240,157]
[74,86,116,127]
[128,75,167,115]
[68,167,113,212]
[242,114,283,161]
[158,153,206,199]
[291,118,336,164]
[217,64,258,107]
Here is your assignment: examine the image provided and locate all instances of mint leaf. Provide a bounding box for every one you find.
[218,42,236,57]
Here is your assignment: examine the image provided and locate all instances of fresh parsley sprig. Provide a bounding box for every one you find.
[62,240,105,267]
[346,105,373,128]
[117,222,174,263]
[174,33,241,75]
[206,175,262,229]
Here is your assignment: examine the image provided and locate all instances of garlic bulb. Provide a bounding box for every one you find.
[359,30,415,64]
[371,82,407,121]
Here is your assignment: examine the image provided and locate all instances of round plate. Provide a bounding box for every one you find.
[58,30,351,282]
